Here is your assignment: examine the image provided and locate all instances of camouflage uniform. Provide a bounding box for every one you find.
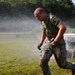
[40,13,73,75]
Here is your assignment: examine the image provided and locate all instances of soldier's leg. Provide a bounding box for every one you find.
[53,44,72,69]
[53,42,75,75]
[40,44,53,75]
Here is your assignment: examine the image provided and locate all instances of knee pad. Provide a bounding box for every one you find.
[40,59,44,67]
[40,59,48,68]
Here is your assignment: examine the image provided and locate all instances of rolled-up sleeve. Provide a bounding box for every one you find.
[50,13,62,26]
[41,21,46,32]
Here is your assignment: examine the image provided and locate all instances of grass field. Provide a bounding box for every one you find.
[0,33,75,75]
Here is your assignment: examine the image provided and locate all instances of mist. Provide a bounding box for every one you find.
[0,16,41,32]
[0,16,42,61]
[0,15,75,60]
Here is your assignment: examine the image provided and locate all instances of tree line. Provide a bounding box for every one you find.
[0,0,75,18]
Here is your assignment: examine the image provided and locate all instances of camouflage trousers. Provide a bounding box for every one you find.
[40,39,73,75]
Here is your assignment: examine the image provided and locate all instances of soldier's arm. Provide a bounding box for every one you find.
[40,29,46,45]
[50,13,66,42]
[54,23,66,42]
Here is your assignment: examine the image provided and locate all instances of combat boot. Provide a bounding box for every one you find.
[71,63,75,75]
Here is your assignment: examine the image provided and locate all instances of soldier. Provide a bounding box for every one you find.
[34,7,75,75]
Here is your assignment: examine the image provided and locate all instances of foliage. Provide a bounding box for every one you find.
[0,0,74,17]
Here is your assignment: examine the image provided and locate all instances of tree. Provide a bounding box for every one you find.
[57,0,74,17]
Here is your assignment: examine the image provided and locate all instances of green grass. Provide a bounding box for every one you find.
[0,34,75,75]
[0,40,40,75]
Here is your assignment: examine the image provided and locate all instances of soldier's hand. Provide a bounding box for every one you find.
[37,43,42,50]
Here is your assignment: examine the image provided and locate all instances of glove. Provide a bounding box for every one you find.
[37,43,42,50]
[50,41,56,47]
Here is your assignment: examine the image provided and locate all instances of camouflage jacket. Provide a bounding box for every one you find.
[41,13,63,41]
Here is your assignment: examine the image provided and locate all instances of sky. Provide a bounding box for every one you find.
[72,0,75,4]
